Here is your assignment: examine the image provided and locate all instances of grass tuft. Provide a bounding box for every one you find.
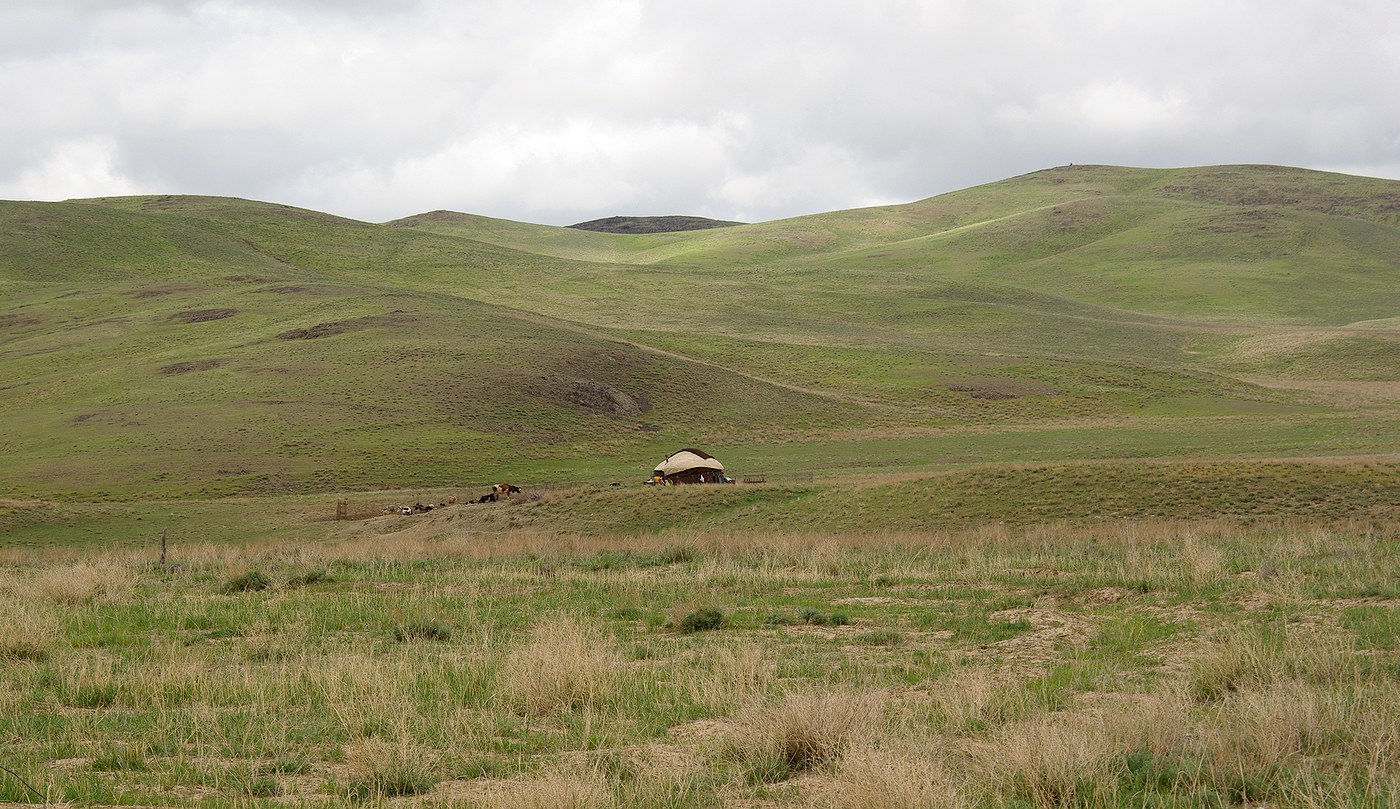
[31,562,135,604]
[730,690,886,778]
[341,735,438,800]
[391,619,453,642]
[500,615,626,714]
[0,597,61,661]
[221,570,272,593]
[676,608,725,633]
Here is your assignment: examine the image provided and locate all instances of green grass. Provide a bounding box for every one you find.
[1,521,1397,807]
[2,163,1399,511]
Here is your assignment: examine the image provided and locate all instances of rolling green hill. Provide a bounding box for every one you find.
[3,164,1399,516]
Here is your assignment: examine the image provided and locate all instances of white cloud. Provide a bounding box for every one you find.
[0,136,146,201]
[1,1,1399,223]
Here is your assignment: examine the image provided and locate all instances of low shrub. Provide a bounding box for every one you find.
[391,620,452,642]
[221,570,271,593]
[677,608,725,633]
[799,608,851,626]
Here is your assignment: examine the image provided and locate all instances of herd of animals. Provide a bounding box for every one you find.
[382,483,523,516]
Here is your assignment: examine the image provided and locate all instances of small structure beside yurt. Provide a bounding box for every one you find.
[649,448,729,485]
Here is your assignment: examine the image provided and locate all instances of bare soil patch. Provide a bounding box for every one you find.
[169,308,237,324]
[277,311,409,340]
[539,377,653,417]
[127,285,196,299]
[0,314,43,329]
[160,359,223,375]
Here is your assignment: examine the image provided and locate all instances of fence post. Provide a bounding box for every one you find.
[159,528,167,568]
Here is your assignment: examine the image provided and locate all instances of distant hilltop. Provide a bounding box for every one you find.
[567,215,744,234]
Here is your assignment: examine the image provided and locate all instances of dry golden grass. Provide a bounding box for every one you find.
[0,595,61,661]
[499,615,626,714]
[342,733,439,800]
[685,642,770,711]
[1200,680,1330,777]
[314,653,421,738]
[28,560,135,604]
[1189,626,1361,702]
[729,690,887,776]
[472,767,612,809]
[925,665,1002,733]
[965,712,1120,809]
[817,743,966,809]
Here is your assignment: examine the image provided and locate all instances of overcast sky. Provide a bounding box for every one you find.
[2,1,1398,225]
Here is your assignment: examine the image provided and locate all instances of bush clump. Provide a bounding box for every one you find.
[677,608,725,633]
[799,608,851,627]
[222,570,272,593]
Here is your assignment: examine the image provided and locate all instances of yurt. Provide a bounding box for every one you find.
[649,448,728,485]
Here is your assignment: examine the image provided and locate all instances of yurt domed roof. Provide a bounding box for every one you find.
[653,448,724,476]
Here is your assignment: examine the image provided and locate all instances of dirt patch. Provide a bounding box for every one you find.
[543,377,653,417]
[668,718,735,743]
[0,314,42,329]
[170,308,237,324]
[278,322,351,340]
[160,359,223,375]
[637,422,662,433]
[71,412,99,424]
[277,311,409,340]
[225,275,281,283]
[1083,587,1136,604]
[947,382,1059,401]
[257,285,310,294]
[976,607,1095,673]
[832,596,917,606]
[128,285,196,299]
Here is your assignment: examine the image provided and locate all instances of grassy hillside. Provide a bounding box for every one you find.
[2,164,1399,507]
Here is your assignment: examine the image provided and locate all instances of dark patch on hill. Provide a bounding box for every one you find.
[568,215,744,234]
[0,314,42,329]
[161,359,223,375]
[128,285,196,299]
[170,308,237,323]
[276,311,411,340]
[537,376,653,417]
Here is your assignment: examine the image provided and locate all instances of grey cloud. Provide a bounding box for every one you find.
[2,0,1398,223]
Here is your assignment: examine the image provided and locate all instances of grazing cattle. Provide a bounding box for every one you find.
[476,492,498,504]
[492,483,522,496]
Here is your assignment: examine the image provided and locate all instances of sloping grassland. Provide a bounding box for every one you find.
[2,165,1398,521]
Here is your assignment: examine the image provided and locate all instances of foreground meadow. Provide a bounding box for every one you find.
[2,520,1398,808]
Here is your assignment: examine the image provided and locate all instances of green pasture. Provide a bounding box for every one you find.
[1,522,1397,806]
[2,163,1399,512]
